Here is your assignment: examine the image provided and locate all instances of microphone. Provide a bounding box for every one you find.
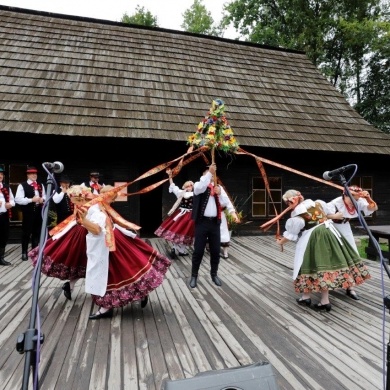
[43,161,64,174]
[323,165,354,180]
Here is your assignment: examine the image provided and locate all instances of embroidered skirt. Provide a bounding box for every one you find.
[29,224,88,280]
[92,229,172,309]
[294,224,371,293]
[154,208,195,246]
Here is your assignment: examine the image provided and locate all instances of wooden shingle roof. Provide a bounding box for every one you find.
[1,6,390,154]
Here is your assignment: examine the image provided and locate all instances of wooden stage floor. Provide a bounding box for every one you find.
[0,235,388,390]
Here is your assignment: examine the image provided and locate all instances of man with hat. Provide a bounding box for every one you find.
[81,171,105,195]
[15,166,46,261]
[52,174,74,224]
[0,166,15,266]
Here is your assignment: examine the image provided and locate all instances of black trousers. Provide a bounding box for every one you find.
[191,217,221,276]
[21,210,43,253]
[0,213,10,248]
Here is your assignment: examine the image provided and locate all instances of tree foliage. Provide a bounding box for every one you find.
[221,0,390,132]
[121,5,158,27]
[182,0,223,36]
[355,37,390,133]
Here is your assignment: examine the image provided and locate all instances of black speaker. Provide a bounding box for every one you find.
[161,361,280,390]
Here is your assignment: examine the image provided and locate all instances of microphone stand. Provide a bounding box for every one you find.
[16,168,57,390]
[336,172,390,390]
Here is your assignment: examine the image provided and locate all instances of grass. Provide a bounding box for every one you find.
[357,237,389,259]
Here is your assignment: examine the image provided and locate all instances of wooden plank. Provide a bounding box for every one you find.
[122,304,139,390]
[1,240,389,390]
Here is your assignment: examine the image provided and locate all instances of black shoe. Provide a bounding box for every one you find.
[189,276,198,288]
[179,252,189,256]
[62,282,72,300]
[211,275,222,287]
[0,259,11,266]
[346,288,360,300]
[170,248,176,258]
[89,308,113,320]
[141,295,149,308]
[296,297,311,306]
[313,302,332,312]
[21,253,28,261]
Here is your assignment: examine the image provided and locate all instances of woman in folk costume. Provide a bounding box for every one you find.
[326,185,378,300]
[274,190,371,312]
[87,186,172,320]
[154,169,195,257]
[28,185,94,299]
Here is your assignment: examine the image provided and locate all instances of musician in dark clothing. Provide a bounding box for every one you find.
[189,164,224,288]
[52,175,74,224]
[15,166,46,261]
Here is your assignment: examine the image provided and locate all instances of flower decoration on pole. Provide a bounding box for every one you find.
[187,99,239,154]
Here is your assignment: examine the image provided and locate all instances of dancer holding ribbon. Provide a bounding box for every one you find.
[274,189,371,312]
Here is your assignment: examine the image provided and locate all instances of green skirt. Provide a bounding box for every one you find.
[294,224,371,293]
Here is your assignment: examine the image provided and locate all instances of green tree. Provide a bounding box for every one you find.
[355,42,390,133]
[121,5,158,27]
[222,0,390,130]
[182,0,222,36]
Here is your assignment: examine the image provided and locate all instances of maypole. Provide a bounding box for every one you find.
[187,99,239,182]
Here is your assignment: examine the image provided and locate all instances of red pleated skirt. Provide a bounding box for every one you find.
[29,225,88,280]
[154,209,195,246]
[29,226,172,309]
[92,229,172,309]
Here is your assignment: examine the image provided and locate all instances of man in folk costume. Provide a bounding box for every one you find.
[0,166,15,265]
[15,166,46,261]
[81,171,105,195]
[189,164,224,288]
[186,99,239,288]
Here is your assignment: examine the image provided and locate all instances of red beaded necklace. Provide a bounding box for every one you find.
[343,198,356,215]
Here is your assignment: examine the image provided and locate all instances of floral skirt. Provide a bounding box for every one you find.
[28,225,87,280]
[294,224,371,293]
[154,209,195,246]
[92,229,172,309]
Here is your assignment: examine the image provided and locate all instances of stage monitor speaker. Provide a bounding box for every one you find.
[161,361,280,390]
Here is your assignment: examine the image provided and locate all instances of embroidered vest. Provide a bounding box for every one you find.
[55,192,74,224]
[0,184,12,218]
[299,202,327,230]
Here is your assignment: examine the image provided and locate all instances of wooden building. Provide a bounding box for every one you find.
[1,6,390,239]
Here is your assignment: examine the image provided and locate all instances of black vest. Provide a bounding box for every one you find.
[54,191,73,224]
[20,181,44,213]
[192,187,220,223]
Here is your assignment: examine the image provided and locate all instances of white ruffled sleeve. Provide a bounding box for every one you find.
[283,217,305,242]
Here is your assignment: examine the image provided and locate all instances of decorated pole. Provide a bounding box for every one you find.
[187,98,239,182]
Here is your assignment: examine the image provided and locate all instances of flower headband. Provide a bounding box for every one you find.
[67,185,94,199]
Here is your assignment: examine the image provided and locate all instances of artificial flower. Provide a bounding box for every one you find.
[187,99,239,152]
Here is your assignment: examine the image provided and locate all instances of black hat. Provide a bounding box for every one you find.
[89,171,100,177]
[59,175,71,183]
[26,166,38,174]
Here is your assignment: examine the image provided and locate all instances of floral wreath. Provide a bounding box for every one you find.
[67,185,94,199]
[187,99,239,153]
